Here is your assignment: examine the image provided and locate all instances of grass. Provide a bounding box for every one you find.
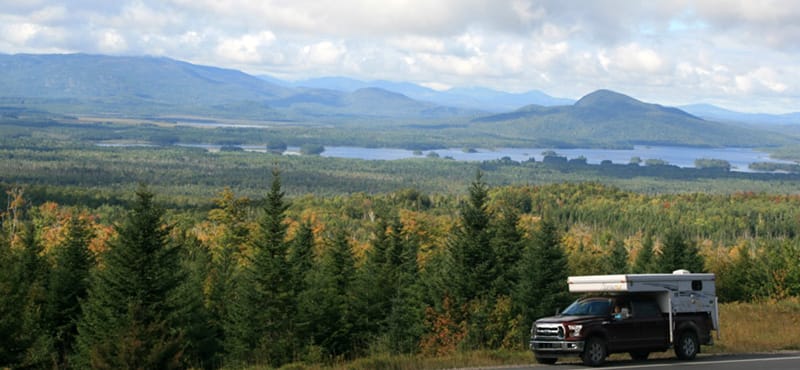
[711,297,800,353]
[232,299,800,370]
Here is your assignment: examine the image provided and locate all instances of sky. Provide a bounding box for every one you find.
[0,0,798,113]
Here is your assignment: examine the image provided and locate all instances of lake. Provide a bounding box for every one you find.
[191,144,796,172]
[96,142,795,172]
[322,146,798,172]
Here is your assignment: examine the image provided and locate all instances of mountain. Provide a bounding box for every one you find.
[0,53,473,120]
[283,76,573,112]
[470,90,787,148]
[680,104,800,125]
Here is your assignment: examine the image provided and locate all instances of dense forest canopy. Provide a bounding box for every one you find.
[2,175,799,368]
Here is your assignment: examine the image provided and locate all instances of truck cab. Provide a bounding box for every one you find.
[530,271,719,366]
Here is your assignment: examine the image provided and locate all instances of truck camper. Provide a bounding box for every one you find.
[530,270,719,366]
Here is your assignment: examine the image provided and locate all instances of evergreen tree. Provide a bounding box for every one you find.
[1,219,51,368]
[173,228,217,369]
[73,187,187,369]
[604,237,629,274]
[384,219,424,354]
[46,214,95,368]
[205,188,249,364]
[225,169,293,366]
[632,233,656,273]
[287,220,316,350]
[350,218,394,350]
[491,207,523,296]
[288,220,315,296]
[296,229,356,358]
[447,170,496,303]
[14,222,52,368]
[657,229,704,273]
[513,219,571,341]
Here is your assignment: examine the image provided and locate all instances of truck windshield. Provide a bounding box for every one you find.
[561,299,612,316]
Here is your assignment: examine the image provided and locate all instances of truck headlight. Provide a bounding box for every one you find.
[567,324,582,338]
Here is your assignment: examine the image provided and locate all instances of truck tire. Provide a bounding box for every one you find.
[675,330,699,360]
[581,337,607,367]
[629,351,649,361]
[535,356,557,365]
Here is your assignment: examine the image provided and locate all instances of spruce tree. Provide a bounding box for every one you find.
[46,214,95,368]
[657,229,704,273]
[287,220,316,349]
[447,170,495,303]
[384,219,424,354]
[491,207,523,296]
[513,219,571,341]
[351,218,394,349]
[632,233,656,273]
[206,188,249,363]
[605,237,629,274]
[296,229,356,358]
[225,169,293,366]
[73,187,186,369]
[0,220,51,368]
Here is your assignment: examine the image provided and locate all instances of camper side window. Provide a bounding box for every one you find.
[692,280,703,291]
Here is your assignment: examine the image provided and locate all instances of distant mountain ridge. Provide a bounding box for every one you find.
[278,76,574,112]
[680,104,800,125]
[0,53,475,120]
[469,90,786,147]
[0,53,794,148]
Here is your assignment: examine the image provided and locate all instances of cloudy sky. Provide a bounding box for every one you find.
[1,0,798,113]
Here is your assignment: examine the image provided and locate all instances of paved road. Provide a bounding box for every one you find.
[463,353,800,370]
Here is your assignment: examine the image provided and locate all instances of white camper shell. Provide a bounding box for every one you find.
[567,270,719,343]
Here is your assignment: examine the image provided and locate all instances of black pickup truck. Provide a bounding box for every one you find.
[530,294,714,366]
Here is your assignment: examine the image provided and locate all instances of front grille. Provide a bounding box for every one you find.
[535,323,564,339]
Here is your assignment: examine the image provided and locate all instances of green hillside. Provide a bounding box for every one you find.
[470,90,788,147]
[0,53,473,121]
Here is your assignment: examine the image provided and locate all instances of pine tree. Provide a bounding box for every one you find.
[513,219,571,341]
[225,169,294,366]
[296,229,356,358]
[447,170,496,303]
[206,188,249,364]
[73,187,186,369]
[657,228,705,273]
[287,220,316,349]
[46,214,95,368]
[605,237,629,274]
[1,220,51,368]
[172,228,217,368]
[384,219,424,354]
[632,233,656,273]
[350,218,394,350]
[491,207,523,296]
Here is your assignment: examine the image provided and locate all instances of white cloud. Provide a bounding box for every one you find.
[301,41,346,65]
[215,31,276,64]
[4,22,42,45]
[0,0,799,112]
[96,29,127,52]
[604,43,666,74]
[389,35,446,53]
[735,67,789,94]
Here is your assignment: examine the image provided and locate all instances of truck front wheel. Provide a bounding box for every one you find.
[581,337,607,366]
[675,331,699,360]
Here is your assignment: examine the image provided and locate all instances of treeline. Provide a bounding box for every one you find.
[2,177,800,368]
